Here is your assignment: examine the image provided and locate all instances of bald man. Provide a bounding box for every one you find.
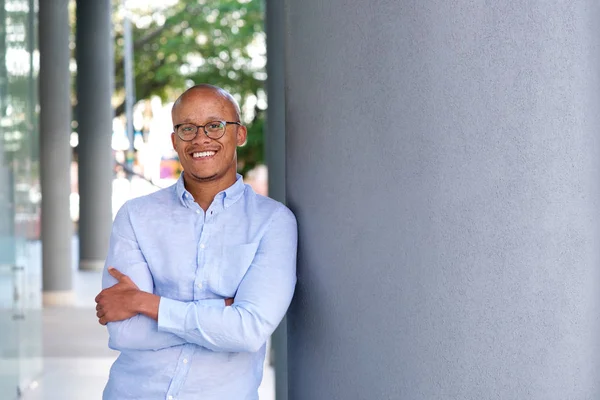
[95,84,297,399]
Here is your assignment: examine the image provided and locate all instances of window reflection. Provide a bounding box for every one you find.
[0,0,42,396]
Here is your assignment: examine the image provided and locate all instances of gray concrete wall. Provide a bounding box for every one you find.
[284,1,600,399]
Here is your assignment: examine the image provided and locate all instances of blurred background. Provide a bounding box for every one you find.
[0,0,275,399]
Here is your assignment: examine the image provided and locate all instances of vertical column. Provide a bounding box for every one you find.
[265,0,287,398]
[285,0,600,399]
[39,0,73,304]
[75,0,114,271]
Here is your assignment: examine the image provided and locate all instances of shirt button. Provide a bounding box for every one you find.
[196,282,203,289]
[168,396,174,400]
[183,358,188,364]
[196,209,200,214]
[200,244,205,249]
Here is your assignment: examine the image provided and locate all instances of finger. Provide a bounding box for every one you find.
[96,310,105,319]
[99,317,107,326]
[108,267,125,281]
[96,303,101,311]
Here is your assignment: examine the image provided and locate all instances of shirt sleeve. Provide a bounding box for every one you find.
[102,202,190,351]
[157,205,298,353]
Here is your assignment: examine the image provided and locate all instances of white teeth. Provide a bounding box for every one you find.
[193,151,216,158]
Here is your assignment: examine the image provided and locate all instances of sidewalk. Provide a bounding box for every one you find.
[19,269,118,400]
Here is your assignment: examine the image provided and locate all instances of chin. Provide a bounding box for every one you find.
[188,170,220,182]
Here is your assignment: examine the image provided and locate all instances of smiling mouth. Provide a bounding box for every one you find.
[191,151,217,159]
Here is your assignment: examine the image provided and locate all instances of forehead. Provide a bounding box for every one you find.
[172,89,237,122]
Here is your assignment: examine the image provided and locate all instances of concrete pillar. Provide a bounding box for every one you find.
[39,0,73,305]
[265,0,287,398]
[75,0,114,271]
[285,1,600,399]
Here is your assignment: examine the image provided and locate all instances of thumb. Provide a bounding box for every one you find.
[108,267,125,281]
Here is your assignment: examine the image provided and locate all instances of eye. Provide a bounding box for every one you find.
[181,125,195,132]
[207,122,223,130]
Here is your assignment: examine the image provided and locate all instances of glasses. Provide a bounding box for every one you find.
[174,120,242,141]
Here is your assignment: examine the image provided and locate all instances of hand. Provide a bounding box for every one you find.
[95,267,142,325]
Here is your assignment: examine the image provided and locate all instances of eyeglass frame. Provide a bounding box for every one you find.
[173,120,242,141]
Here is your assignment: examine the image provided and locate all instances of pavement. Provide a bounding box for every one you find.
[19,269,118,400]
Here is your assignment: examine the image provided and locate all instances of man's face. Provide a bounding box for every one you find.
[171,89,247,184]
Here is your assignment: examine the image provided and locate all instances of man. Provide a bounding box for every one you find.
[95,84,297,399]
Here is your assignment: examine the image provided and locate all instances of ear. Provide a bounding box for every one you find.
[236,125,248,147]
[171,132,177,149]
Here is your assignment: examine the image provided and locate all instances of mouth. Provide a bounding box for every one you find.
[190,150,217,160]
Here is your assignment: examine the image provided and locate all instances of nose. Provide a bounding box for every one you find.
[191,128,212,145]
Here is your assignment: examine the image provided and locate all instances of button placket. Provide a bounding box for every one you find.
[195,227,210,298]
[165,345,195,400]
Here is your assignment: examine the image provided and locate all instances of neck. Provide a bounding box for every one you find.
[183,171,237,211]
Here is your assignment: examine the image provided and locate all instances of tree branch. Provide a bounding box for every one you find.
[133,23,169,51]
[113,75,168,117]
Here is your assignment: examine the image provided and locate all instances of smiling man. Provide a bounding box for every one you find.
[95,84,297,400]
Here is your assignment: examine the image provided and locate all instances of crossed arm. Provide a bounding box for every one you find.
[96,268,233,325]
[95,204,297,353]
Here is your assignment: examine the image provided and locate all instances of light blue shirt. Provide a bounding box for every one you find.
[101,173,297,400]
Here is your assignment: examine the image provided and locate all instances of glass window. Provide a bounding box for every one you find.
[0,0,42,396]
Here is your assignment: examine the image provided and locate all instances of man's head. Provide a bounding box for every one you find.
[171,84,247,185]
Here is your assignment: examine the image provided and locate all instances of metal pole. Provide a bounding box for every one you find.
[123,2,136,173]
[39,0,73,305]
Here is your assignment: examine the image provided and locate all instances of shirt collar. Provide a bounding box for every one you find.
[217,173,246,209]
[175,172,246,209]
[175,172,188,207]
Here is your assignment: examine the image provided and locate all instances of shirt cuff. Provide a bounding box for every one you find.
[157,297,225,334]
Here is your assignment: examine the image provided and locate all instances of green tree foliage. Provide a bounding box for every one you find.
[114,0,266,174]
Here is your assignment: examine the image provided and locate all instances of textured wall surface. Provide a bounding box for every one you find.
[284,1,600,399]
